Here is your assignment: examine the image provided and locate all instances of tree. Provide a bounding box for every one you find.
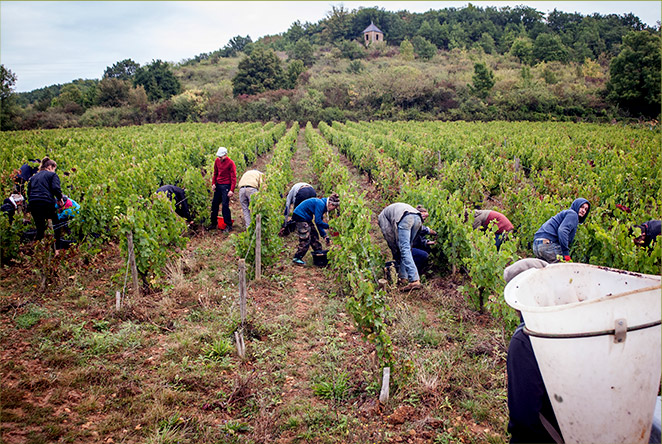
[606,31,661,117]
[104,59,140,80]
[470,62,495,99]
[96,77,131,107]
[533,33,569,62]
[232,47,285,96]
[1,65,19,130]
[290,39,315,66]
[510,37,534,64]
[133,60,181,102]
[323,5,352,43]
[399,39,415,61]
[285,60,305,89]
[412,36,437,60]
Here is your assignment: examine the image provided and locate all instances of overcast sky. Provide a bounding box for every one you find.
[1,1,660,92]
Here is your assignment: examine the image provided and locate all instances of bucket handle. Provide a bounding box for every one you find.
[524,319,661,342]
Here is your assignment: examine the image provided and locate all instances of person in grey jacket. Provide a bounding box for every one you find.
[283,182,317,223]
[378,203,430,291]
[532,198,590,263]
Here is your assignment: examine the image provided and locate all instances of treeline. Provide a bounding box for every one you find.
[1,4,659,130]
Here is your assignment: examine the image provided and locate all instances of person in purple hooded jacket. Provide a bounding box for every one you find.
[532,198,590,263]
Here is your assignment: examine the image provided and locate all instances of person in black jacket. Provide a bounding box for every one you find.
[27,157,64,248]
[156,185,192,222]
[1,192,24,225]
[504,258,563,444]
[14,159,40,194]
[631,220,661,249]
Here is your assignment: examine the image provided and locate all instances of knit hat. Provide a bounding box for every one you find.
[216,147,228,157]
[327,193,340,207]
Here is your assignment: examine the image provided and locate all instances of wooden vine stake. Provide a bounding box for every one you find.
[115,291,121,311]
[126,231,140,297]
[236,259,247,359]
[255,214,262,280]
[379,366,390,403]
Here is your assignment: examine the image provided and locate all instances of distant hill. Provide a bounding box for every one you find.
[3,4,659,130]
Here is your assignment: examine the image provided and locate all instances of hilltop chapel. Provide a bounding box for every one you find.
[362,21,384,46]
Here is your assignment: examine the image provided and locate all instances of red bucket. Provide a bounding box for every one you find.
[217,217,234,229]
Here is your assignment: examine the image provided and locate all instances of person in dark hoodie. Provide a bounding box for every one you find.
[156,185,192,222]
[631,220,661,250]
[532,198,590,263]
[27,157,64,250]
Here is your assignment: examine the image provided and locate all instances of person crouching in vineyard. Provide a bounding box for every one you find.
[630,220,661,250]
[532,198,590,263]
[27,157,65,255]
[291,193,339,266]
[472,209,514,250]
[156,185,192,222]
[208,147,236,232]
[280,182,317,237]
[237,169,265,228]
[378,203,431,291]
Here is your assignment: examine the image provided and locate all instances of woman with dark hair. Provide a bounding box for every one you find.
[532,198,590,263]
[27,157,64,250]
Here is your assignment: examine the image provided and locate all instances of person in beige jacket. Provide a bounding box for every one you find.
[238,169,265,228]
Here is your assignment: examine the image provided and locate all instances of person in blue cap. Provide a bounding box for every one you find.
[532,198,590,263]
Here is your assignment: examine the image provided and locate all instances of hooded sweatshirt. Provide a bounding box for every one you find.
[534,198,590,256]
[292,197,329,237]
[378,203,423,256]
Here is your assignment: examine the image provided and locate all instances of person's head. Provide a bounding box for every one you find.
[40,157,57,172]
[571,198,590,223]
[416,205,429,221]
[327,193,340,211]
[216,147,228,159]
[10,193,24,206]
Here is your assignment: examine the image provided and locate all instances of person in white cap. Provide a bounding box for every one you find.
[208,147,236,232]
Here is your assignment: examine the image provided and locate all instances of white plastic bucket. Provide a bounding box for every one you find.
[504,263,661,444]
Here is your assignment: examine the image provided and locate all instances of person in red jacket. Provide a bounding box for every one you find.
[208,147,236,232]
[472,209,515,250]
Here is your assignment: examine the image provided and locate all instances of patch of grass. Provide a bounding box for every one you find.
[15,304,49,329]
[312,372,350,401]
[201,337,233,363]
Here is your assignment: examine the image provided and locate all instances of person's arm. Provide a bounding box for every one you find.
[314,206,329,238]
[51,173,63,203]
[230,161,237,192]
[557,212,578,256]
[284,188,295,217]
[212,159,219,190]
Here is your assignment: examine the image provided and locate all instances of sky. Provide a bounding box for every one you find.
[1,1,660,93]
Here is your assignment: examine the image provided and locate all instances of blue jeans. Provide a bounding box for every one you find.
[397,214,422,282]
[412,247,429,275]
[532,238,562,263]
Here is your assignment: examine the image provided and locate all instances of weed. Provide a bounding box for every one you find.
[15,304,49,329]
[312,372,350,401]
[220,419,251,435]
[201,337,233,362]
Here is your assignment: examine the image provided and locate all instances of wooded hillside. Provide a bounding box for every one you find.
[1,4,660,130]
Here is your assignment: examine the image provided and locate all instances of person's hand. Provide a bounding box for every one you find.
[325,236,331,246]
[227,190,234,198]
[426,240,436,246]
[212,184,216,191]
[429,229,437,236]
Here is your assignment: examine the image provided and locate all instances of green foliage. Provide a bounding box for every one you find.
[607,31,661,117]
[290,39,315,67]
[117,193,188,285]
[399,39,415,61]
[337,39,366,60]
[0,214,22,264]
[411,36,437,60]
[15,305,49,329]
[285,60,305,89]
[470,62,495,99]
[533,33,569,63]
[103,59,140,81]
[133,59,181,102]
[509,37,533,65]
[232,46,285,96]
[312,372,350,401]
